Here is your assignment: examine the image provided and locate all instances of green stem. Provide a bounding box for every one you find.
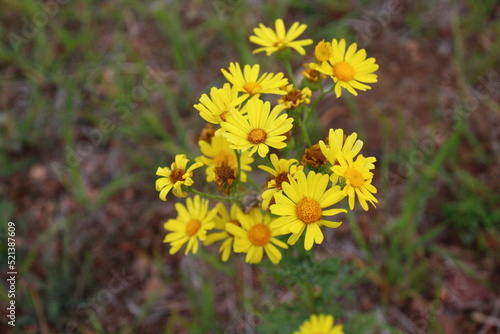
[317,70,324,92]
[346,210,374,264]
[296,117,312,147]
[281,59,298,87]
[236,150,242,182]
[246,176,261,191]
[262,154,272,167]
[189,188,233,203]
[310,83,333,114]
[229,150,243,196]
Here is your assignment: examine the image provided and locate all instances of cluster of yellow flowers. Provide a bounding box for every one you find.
[155,18,379,264]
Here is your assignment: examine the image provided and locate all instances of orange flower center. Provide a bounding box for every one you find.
[242,82,262,94]
[333,61,355,81]
[185,219,201,236]
[274,172,290,190]
[214,162,237,194]
[248,129,267,144]
[273,39,285,47]
[346,168,364,187]
[248,224,271,246]
[169,169,185,183]
[282,89,303,106]
[296,197,322,224]
[301,146,327,169]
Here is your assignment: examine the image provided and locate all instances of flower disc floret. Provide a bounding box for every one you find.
[248,224,272,246]
[346,168,364,187]
[185,219,201,236]
[296,197,322,224]
[248,129,267,144]
[333,61,355,81]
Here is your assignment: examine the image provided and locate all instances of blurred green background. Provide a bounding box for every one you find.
[0,0,499,333]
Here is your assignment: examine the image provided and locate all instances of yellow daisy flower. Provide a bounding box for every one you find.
[196,136,253,183]
[221,99,294,158]
[270,170,346,250]
[221,62,288,100]
[294,314,344,334]
[249,18,313,56]
[204,203,244,262]
[315,40,333,62]
[163,195,217,255]
[277,84,312,109]
[194,83,247,125]
[258,153,303,210]
[226,208,288,264]
[155,154,203,200]
[331,154,378,211]
[310,39,379,97]
[319,128,363,184]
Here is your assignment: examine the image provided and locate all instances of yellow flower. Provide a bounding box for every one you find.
[331,154,378,211]
[155,154,203,200]
[197,136,253,183]
[270,170,346,250]
[277,84,312,109]
[319,128,363,184]
[221,99,294,157]
[194,83,247,125]
[226,208,288,264]
[221,62,288,100]
[204,203,244,262]
[315,40,333,62]
[294,314,344,334]
[310,39,379,97]
[163,195,217,255]
[249,18,313,56]
[319,128,363,163]
[258,153,303,210]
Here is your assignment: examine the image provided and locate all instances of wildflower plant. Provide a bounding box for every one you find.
[154,17,380,330]
[156,19,378,263]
